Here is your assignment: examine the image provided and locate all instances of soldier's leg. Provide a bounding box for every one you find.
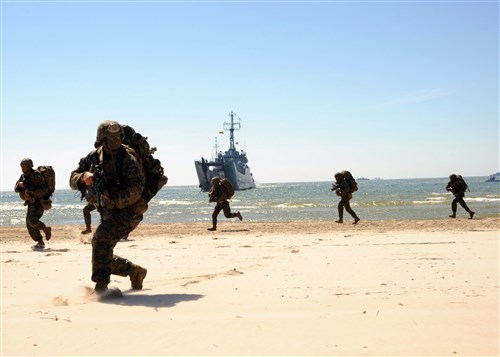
[450,197,459,218]
[92,209,144,290]
[26,203,45,242]
[108,211,145,289]
[344,200,360,224]
[83,203,95,226]
[222,201,238,219]
[336,199,345,223]
[82,203,95,234]
[210,203,223,230]
[458,197,475,218]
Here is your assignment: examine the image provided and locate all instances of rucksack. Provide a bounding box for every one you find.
[220,178,235,200]
[121,125,168,203]
[341,170,358,193]
[456,175,469,192]
[36,166,55,197]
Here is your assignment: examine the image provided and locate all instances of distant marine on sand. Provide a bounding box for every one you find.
[194,111,256,192]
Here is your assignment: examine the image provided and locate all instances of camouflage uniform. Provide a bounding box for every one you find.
[334,174,360,224]
[14,161,50,243]
[208,178,242,230]
[70,121,147,291]
[446,174,475,219]
[83,201,96,226]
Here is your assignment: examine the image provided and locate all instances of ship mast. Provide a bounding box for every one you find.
[224,111,241,151]
[212,136,219,160]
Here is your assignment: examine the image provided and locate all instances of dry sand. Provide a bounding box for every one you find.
[1,217,499,356]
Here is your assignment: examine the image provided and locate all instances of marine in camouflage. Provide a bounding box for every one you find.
[207,177,242,231]
[70,120,148,292]
[333,172,360,224]
[446,174,475,219]
[14,158,51,244]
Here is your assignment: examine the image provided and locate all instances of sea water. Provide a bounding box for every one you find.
[1,177,499,227]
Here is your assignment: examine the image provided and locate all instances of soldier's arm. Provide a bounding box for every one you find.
[69,153,93,191]
[14,176,24,193]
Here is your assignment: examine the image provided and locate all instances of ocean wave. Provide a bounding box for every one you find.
[358,201,421,207]
[53,204,87,210]
[0,217,24,225]
[0,203,26,211]
[274,202,323,209]
[157,200,197,206]
[412,200,446,205]
[426,197,447,202]
[466,197,500,202]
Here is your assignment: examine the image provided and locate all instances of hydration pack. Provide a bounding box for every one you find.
[221,178,235,200]
[36,166,56,197]
[121,125,168,203]
[341,170,358,193]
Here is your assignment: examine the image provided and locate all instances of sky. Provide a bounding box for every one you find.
[1,0,498,191]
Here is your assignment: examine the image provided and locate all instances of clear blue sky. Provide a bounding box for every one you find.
[1,0,498,190]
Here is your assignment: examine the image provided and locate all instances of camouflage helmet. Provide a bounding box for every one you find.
[95,120,123,147]
[20,158,33,168]
[449,174,457,181]
[334,172,343,181]
[211,177,221,183]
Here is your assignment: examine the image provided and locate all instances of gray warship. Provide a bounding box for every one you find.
[195,111,256,192]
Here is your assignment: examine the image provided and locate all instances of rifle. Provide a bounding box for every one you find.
[85,153,107,220]
[18,174,34,200]
[331,182,343,196]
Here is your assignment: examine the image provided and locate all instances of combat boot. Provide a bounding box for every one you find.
[94,280,108,293]
[81,224,92,234]
[129,264,147,290]
[236,211,243,221]
[33,240,45,249]
[94,281,122,299]
[43,226,52,241]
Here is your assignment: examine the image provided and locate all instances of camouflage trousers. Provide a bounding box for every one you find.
[212,200,238,228]
[451,194,473,214]
[83,202,96,226]
[26,201,47,242]
[91,208,142,284]
[337,197,358,220]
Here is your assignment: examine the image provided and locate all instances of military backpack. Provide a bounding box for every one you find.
[36,165,55,209]
[456,175,469,192]
[341,170,358,193]
[121,125,168,203]
[36,166,55,197]
[220,178,235,200]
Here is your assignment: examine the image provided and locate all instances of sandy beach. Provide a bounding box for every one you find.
[1,217,499,356]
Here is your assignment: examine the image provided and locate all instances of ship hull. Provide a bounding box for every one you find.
[194,160,256,192]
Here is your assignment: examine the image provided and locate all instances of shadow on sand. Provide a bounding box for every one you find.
[219,229,250,233]
[101,292,205,308]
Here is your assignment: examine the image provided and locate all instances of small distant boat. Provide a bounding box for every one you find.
[357,177,370,181]
[485,172,500,182]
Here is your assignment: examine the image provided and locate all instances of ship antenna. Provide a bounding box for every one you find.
[213,136,219,160]
[224,111,241,151]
